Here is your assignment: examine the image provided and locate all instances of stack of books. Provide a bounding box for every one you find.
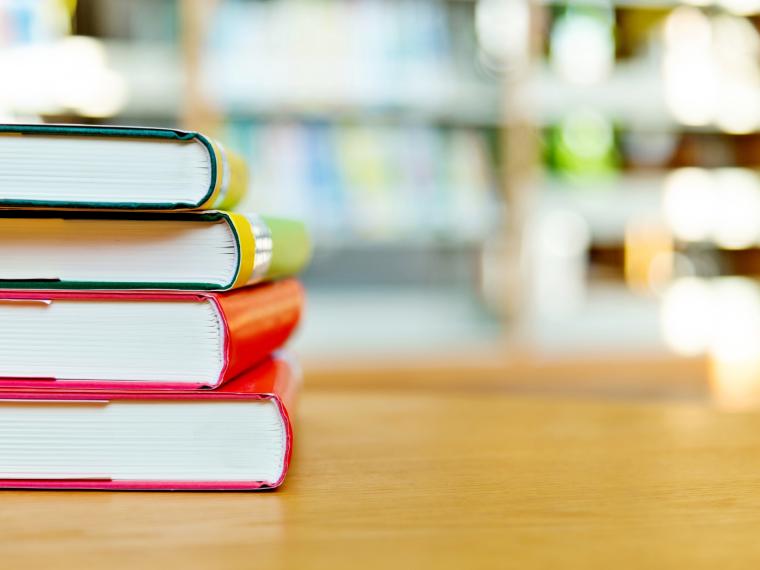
[0,124,310,490]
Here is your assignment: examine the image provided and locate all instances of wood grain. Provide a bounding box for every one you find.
[1,385,759,568]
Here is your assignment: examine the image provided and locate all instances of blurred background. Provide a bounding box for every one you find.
[6,0,760,406]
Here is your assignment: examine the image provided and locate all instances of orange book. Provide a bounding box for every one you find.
[0,279,304,390]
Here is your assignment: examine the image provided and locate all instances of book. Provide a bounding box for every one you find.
[0,124,248,210]
[227,121,497,245]
[0,279,303,390]
[0,124,249,211]
[0,210,310,290]
[0,355,298,490]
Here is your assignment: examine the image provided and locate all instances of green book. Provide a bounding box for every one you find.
[0,124,248,211]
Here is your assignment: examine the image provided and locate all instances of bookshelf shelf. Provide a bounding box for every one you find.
[539,0,679,8]
[169,0,515,360]
[536,63,760,134]
[104,42,505,128]
[8,0,754,379]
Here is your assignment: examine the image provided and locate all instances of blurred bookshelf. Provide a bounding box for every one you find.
[10,0,760,392]
[520,0,760,410]
[0,0,515,371]
[184,0,513,368]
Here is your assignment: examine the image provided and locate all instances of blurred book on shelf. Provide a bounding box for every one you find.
[3,0,508,362]
[0,0,69,45]
[226,121,500,248]
[23,0,760,385]
[201,0,499,120]
[193,0,510,361]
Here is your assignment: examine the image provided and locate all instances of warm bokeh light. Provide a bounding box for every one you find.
[712,169,760,249]
[709,279,760,361]
[662,276,760,361]
[0,36,127,118]
[710,358,760,409]
[550,10,614,86]
[713,15,760,133]
[718,0,760,16]
[663,167,760,248]
[475,0,530,72]
[663,8,760,132]
[624,216,673,295]
[662,7,715,127]
[704,279,760,409]
[663,167,714,242]
[661,277,713,356]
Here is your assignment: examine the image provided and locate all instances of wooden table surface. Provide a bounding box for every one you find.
[3,382,760,568]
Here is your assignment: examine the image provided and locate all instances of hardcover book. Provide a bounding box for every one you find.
[0,124,248,211]
[0,279,303,389]
[0,355,299,490]
[0,210,310,290]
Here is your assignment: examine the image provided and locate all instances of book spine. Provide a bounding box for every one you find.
[201,137,249,211]
[224,213,311,289]
[216,280,304,384]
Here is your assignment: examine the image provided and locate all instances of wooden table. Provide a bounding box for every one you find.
[2,383,760,568]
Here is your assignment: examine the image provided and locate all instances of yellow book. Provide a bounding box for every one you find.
[0,211,311,290]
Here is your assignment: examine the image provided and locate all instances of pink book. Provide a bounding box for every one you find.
[0,355,299,490]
